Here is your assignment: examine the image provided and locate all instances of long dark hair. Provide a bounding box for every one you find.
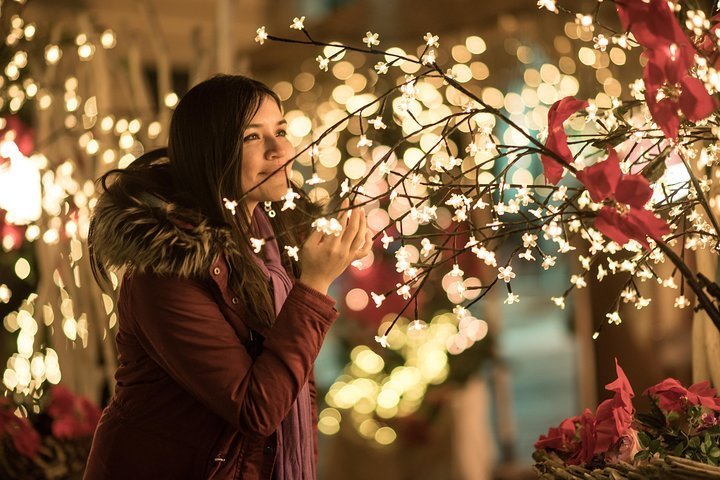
[90,75,322,329]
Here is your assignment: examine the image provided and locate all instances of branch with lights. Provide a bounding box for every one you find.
[254,2,720,354]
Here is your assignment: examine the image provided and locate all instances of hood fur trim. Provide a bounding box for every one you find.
[91,190,235,278]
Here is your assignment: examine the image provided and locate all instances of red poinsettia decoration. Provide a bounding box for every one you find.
[0,398,40,458]
[536,361,720,468]
[594,358,635,455]
[541,96,588,185]
[615,0,715,139]
[645,378,720,413]
[534,409,597,466]
[576,149,670,249]
[536,359,638,465]
[569,409,597,465]
[534,415,579,453]
[46,385,102,439]
[697,13,720,61]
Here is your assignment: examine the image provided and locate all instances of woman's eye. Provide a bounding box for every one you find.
[243,133,259,142]
[276,130,287,137]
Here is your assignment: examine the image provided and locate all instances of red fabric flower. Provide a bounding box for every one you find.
[567,409,596,465]
[615,0,715,139]
[536,360,638,465]
[645,378,720,412]
[594,359,635,455]
[595,206,671,249]
[535,415,579,453]
[644,50,715,139]
[46,385,102,439]
[697,13,720,62]
[0,399,41,458]
[541,96,588,185]
[615,0,689,53]
[576,149,670,248]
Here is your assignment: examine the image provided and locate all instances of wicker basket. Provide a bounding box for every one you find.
[534,451,720,479]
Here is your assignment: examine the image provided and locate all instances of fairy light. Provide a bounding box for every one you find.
[23,24,35,40]
[100,115,114,132]
[0,284,11,303]
[77,43,95,61]
[86,139,99,155]
[147,121,162,138]
[118,132,134,149]
[128,119,141,134]
[100,29,117,49]
[164,92,178,108]
[114,117,128,133]
[14,258,30,280]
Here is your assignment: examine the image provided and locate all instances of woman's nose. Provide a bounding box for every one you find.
[265,137,285,158]
[265,137,290,158]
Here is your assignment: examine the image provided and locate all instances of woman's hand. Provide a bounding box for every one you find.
[298,197,372,295]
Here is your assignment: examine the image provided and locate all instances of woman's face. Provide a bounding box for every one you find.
[240,96,294,206]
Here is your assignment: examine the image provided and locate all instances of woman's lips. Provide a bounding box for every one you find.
[260,167,291,175]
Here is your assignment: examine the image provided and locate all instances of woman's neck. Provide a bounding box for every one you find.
[245,201,258,224]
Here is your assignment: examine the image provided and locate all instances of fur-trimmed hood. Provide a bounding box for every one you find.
[90,188,236,279]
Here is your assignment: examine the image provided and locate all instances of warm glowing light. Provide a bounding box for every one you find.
[345,288,369,311]
[164,92,179,108]
[101,29,117,48]
[148,121,162,138]
[14,258,30,280]
[77,43,95,60]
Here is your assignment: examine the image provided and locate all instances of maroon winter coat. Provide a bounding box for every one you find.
[84,190,338,479]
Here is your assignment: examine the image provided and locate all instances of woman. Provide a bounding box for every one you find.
[84,75,371,479]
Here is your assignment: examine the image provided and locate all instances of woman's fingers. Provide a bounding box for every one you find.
[348,209,367,253]
[301,225,323,247]
[338,198,350,223]
[353,231,373,260]
[341,198,361,245]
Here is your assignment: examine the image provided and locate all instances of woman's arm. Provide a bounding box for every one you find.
[123,272,337,437]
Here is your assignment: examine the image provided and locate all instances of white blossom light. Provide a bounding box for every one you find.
[285,245,299,262]
[281,188,300,211]
[312,217,343,236]
[423,32,439,48]
[363,31,380,48]
[497,266,515,283]
[290,16,305,30]
[250,237,265,254]
[255,26,268,45]
[223,197,237,215]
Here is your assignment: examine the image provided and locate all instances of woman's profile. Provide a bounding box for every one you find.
[84,74,371,479]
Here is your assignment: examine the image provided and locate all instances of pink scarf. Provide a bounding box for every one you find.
[250,206,316,480]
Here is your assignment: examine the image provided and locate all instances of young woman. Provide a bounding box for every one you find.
[84,75,371,479]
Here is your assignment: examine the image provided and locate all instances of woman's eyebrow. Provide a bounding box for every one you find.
[245,119,287,129]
